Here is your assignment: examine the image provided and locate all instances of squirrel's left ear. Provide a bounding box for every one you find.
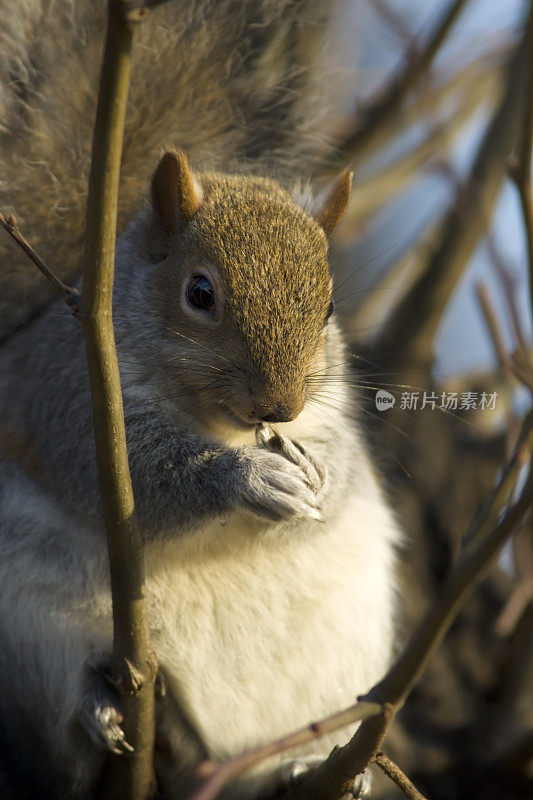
[151,148,203,232]
[312,168,353,235]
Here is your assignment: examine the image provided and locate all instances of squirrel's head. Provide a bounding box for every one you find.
[145,149,351,433]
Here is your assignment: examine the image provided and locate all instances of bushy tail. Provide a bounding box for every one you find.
[0,0,338,340]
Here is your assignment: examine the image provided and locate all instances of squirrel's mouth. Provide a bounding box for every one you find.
[218,403,258,430]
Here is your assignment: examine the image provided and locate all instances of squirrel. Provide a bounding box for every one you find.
[0,2,400,799]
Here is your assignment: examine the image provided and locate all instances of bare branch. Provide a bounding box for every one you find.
[0,212,79,311]
[78,3,155,798]
[2,5,157,796]
[510,348,533,396]
[189,701,382,800]
[287,413,533,800]
[509,11,533,326]
[374,752,428,800]
[475,282,514,378]
[362,0,413,44]
[372,7,533,371]
[344,64,500,230]
[333,0,471,165]
[485,233,528,353]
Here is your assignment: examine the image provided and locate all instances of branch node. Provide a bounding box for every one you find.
[109,657,146,697]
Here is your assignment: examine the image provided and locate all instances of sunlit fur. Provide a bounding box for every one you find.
[0,159,400,798]
[0,0,337,342]
[133,172,332,429]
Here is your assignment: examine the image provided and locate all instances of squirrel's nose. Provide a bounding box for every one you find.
[258,407,293,424]
[254,397,304,424]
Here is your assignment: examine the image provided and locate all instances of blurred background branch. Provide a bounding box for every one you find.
[321,2,533,796]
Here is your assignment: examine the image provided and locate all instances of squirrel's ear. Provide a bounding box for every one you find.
[151,149,203,232]
[312,168,353,236]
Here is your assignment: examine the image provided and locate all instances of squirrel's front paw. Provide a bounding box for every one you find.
[80,657,134,755]
[236,428,326,523]
[256,426,327,496]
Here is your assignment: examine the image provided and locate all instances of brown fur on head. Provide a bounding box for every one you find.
[148,150,351,430]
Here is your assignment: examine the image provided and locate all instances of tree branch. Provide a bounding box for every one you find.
[333,0,471,165]
[1,4,157,796]
[476,281,533,394]
[345,62,500,229]
[509,9,533,327]
[286,414,533,800]
[372,5,533,371]
[485,233,528,353]
[0,212,79,311]
[78,3,155,798]
[189,702,382,800]
[475,281,515,379]
[374,752,428,800]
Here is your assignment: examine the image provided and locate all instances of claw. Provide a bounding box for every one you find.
[155,669,167,699]
[107,721,134,755]
[351,770,372,799]
[81,656,136,756]
[92,704,134,755]
[257,427,326,495]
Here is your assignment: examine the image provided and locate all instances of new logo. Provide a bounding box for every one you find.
[375,390,396,411]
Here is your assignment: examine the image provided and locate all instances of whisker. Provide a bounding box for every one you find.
[160,325,236,367]
[134,377,222,406]
[356,413,412,479]
[332,243,397,295]
[307,360,354,377]
[308,395,411,476]
[305,400,345,447]
[335,287,392,307]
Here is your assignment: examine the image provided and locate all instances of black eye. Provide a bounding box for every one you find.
[326,298,335,322]
[187,275,215,313]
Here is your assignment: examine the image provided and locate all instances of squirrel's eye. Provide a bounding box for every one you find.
[187,275,215,313]
[326,298,335,322]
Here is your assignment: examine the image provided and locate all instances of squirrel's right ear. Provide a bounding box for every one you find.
[312,168,353,236]
[151,149,203,233]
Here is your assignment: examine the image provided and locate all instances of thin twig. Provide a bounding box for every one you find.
[374,752,428,800]
[510,348,533,396]
[485,233,528,353]
[189,701,382,800]
[362,0,413,44]
[344,64,500,229]
[0,212,79,311]
[475,282,514,378]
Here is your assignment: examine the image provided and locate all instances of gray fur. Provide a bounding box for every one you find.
[0,3,399,799]
[0,0,338,341]
[0,177,400,796]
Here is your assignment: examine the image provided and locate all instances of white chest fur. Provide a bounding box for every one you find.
[143,481,397,760]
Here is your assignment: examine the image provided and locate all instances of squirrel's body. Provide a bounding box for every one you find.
[0,291,397,797]
[0,3,400,799]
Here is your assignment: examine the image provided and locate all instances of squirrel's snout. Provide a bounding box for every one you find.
[254,395,305,424]
[257,408,293,424]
